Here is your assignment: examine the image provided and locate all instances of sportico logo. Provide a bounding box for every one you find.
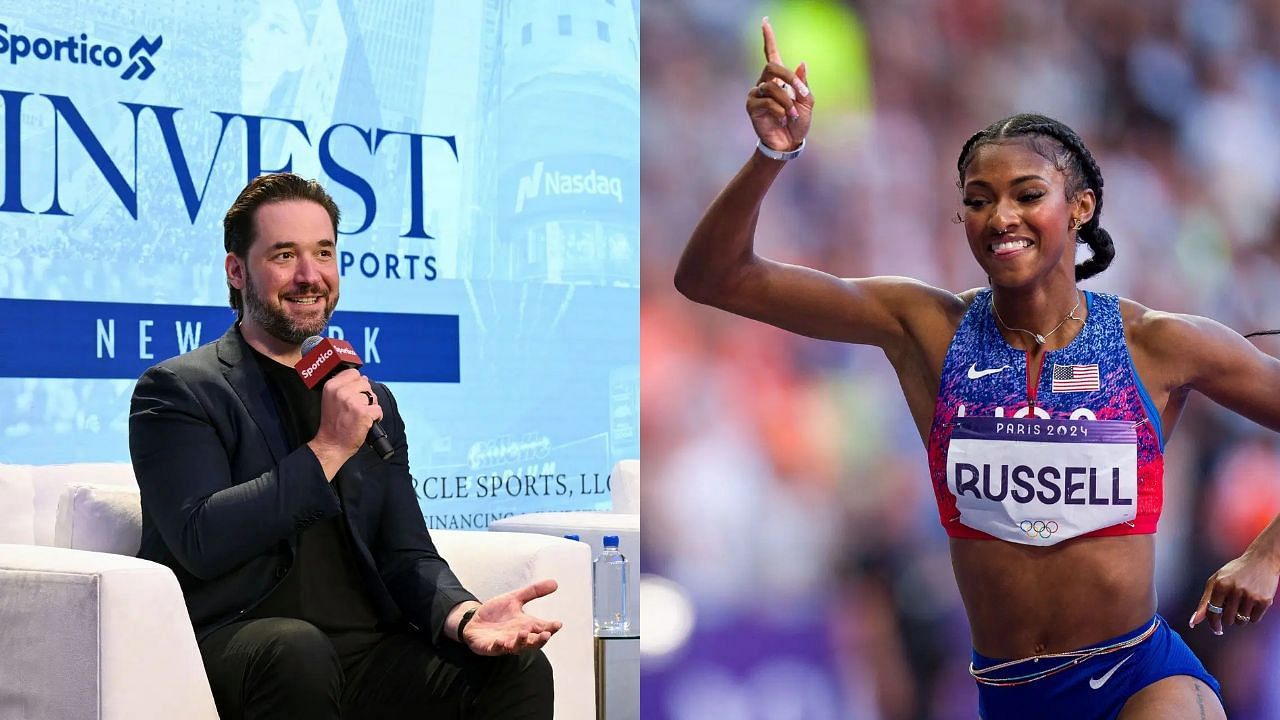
[0,23,163,80]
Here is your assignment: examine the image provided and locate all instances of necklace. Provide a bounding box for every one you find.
[991,290,1083,346]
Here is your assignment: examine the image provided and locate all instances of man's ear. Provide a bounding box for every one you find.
[225,252,246,290]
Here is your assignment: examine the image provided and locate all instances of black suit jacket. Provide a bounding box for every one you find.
[129,325,475,641]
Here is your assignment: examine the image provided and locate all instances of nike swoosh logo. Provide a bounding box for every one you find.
[1088,653,1134,690]
[967,363,1010,380]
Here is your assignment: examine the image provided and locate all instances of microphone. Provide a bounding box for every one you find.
[295,335,395,460]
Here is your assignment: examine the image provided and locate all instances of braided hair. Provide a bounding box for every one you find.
[956,114,1114,281]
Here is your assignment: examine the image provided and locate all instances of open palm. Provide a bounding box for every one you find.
[462,578,564,656]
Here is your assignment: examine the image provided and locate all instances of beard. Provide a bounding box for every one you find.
[242,269,337,345]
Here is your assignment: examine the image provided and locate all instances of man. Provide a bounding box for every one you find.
[129,173,558,719]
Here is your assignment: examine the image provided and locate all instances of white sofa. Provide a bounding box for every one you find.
[0,463,594,720]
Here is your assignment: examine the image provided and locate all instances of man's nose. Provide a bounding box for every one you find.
[294,255,324,285]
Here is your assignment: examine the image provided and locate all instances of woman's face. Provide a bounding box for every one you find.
[960,140,1094,289]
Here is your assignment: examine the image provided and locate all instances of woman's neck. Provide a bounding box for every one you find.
[990,280,1084,351]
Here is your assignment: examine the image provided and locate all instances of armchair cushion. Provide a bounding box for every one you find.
[29,463,138,547]
[55,484,144,556]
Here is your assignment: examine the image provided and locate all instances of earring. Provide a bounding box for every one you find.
[1070,218,1083,232]
[951,212,962,224]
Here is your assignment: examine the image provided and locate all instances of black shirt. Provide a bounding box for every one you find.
[241,339,383,640]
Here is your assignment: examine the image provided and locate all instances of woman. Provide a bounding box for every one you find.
[674,18,1280,720]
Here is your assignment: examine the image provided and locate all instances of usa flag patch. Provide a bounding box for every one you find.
[1051,363,1100,393]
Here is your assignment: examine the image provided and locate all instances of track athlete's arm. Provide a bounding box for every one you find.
[674,18,956,355]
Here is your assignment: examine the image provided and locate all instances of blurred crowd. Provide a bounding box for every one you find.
[640,0,1280,718]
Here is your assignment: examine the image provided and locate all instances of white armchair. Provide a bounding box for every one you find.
[0,463,595,720]
[488,459,640,631]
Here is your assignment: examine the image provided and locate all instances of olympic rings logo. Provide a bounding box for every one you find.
[1019,520,1059,539]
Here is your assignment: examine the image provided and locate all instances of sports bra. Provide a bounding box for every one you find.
[925,290,1164,545]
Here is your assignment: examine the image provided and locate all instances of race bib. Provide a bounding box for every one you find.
[946,417,1138,545]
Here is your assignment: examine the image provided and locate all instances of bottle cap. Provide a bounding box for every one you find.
[603,535,620,548]
[564,534,580,541]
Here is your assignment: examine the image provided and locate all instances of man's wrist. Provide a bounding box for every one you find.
[446,600,482,644]
[305,439,347,481]
[456,606,478,644]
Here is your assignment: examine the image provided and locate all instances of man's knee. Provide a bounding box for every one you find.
[251,619,342,688]
[520,647,553,687]
[499,647,553,695]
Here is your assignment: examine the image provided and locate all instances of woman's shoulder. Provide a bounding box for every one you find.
[1116,296,1203,342]
[1115,296,1233,380]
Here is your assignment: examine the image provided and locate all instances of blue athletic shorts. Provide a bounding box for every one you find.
[971,615,1221,720]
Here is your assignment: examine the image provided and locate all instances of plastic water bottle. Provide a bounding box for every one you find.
[592,535,631,636]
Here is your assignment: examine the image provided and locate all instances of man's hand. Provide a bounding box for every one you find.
[306,368,382,479]
[460,579,564,656]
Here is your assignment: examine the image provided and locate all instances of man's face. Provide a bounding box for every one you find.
[229,199,339,345]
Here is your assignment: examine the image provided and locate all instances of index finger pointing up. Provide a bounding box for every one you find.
[762,17,783,64]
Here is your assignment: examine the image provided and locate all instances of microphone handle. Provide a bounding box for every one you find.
[328,361,394,460]
[367,420,395,460]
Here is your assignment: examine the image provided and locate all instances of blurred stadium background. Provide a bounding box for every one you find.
[640,1,1280,718]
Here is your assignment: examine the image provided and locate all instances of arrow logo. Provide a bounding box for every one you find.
[121,35,163,81]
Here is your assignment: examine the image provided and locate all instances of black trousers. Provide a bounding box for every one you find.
[199,618,553,719]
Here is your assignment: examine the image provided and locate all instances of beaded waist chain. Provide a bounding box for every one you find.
[969,617,1160,687]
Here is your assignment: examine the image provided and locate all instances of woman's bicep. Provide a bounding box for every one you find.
[1153,313,1280,431]
[706,256,952,349]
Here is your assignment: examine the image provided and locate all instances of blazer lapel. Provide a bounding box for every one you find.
[217,325,291,463]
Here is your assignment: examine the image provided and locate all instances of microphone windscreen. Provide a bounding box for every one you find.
[301,335,325,356]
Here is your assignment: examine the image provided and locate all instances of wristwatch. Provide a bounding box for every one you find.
[756,138,805,161]
[456,606,478,643]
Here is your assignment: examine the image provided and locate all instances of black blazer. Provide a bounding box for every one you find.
[129,325,475,641]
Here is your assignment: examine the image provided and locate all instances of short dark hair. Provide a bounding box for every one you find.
[957,114,1113,282]
[222,173,341,315]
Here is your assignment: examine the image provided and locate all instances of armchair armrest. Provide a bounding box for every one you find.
[0,544,217,720]
[431,530,595,720]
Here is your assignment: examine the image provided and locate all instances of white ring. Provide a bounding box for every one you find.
[1207,603,1224,614]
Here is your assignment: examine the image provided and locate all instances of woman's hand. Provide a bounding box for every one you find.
[747,18,814,153]
[1190,549,1280,635]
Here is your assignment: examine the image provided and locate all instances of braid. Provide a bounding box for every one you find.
[957,113,1114,281]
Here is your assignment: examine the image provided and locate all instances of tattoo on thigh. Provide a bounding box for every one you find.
[1194,681,1206,720]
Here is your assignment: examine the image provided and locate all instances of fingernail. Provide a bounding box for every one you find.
[1214,629,1223,636]
[795,78,810,98]
[1188,613,1196,628]
[788,106,799,119]
[762,16,769,25]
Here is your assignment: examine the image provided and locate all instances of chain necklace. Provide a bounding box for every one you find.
[991,290,1082,346]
